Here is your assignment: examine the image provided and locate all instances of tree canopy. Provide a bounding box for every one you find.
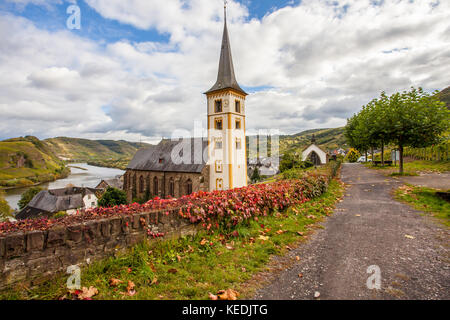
[98,187,128,207]
[345,87,449,173]
[18,187,43,210]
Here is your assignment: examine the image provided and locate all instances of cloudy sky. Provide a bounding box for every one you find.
[0,0,449,143]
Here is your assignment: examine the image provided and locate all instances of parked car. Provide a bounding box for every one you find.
[357,156,372,163]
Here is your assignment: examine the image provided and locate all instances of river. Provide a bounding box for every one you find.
[4,163,125,210]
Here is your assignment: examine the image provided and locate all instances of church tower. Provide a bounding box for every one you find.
[205,2,248,191]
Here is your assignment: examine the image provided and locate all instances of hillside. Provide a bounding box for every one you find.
[45,137,149,162]
[438,86,450,108]
[0,136,68,188]
[279,127,347,155]
[0,136,151,188]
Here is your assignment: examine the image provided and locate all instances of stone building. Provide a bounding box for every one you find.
[124,139,209,202]
[124,3,247,201]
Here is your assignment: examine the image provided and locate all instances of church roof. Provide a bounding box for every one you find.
[204,7,247,96]
[127,138,208,173]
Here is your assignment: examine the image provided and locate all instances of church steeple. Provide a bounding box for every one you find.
[205,1,247,96]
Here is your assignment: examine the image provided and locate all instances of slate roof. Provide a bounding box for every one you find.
[97,178,123,190]
[16,187,99,220]
[127,138,208,173]
[204,8,247,96]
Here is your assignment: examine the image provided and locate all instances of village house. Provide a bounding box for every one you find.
[96,176,123,191]
[302,135,329,165]
[16,187,100,220]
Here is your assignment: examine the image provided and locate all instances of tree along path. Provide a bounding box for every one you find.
[254,163,449,300]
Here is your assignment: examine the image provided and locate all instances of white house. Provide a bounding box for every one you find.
[302,135,328,165]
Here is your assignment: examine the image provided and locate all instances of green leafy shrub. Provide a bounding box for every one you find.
[98,187,128,207]
[18,187,43,210]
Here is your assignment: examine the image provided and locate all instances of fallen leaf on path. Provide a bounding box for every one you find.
[295,256,300,261]
[258,235,269,241]
[150,277,158,285]
[276,230,285,235]
[355,214,361,217]
[126,281,136,296]
[298,273,303,278]
[109,278,122,287]
[405,234,415,239]
[200,238,208,246]
[297,232,304,236]
[75,286,98,300]
[314,291,320,298]
[217,289,240,300]
[208,292,218,300]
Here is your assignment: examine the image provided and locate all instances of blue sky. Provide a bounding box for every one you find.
[0,0,300,44]
[0,0,448,142]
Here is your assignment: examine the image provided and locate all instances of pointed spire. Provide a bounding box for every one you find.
[205,1,247,96]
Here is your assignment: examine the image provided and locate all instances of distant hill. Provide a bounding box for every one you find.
[45,137,149,162]
[438,86,450,108]
[0,136,150,188]
[0,136,68,188]
[279,127,347,155]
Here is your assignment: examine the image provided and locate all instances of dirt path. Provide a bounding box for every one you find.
[254,163,449,300]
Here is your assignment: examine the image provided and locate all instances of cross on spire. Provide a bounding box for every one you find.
[204,0,247,96]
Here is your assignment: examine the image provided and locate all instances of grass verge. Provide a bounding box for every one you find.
[395,184,450,227]
[365,160,450,176]
[1,179,344,300]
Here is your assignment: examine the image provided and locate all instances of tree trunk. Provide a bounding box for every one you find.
[381,142,384,166]
[365,151,368,162]
[399,145,404,174]
[371,147,374,162]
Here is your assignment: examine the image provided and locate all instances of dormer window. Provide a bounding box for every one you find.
[215,100,222,113]
[235,100,241,113]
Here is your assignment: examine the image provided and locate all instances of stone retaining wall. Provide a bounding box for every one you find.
[0,209,196,290]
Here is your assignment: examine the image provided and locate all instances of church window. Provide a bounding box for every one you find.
[215,100,222,113]
[236,138,242,150]
[216,178,223,190]
[159,158,164,164]
[215,160,223,173]
[215,119,223,130]
[235,100,240,113]
[215,138,222,149]
[153,177,159,196]
[235,119,241,129]
[139,176,144,193]
[169,178,175,197]
[186,179,193,195]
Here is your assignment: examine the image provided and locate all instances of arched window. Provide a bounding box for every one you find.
[153,177,159,197]
[186,179,193,195]
[169,178,175,197]
[146,175,150,193]
[139,176,144,193]
[132,174,137,192]
[123,173,128,190]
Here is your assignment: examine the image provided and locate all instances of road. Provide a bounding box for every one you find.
[254,163,449,299]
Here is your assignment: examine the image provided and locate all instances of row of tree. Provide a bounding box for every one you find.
[345,87,449,173]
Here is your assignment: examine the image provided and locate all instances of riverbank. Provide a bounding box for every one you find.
[3,163,124,210]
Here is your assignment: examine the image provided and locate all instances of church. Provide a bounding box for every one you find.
[124,4,248,202]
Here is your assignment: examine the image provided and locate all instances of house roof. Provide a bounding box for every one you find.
[97,178,123,190]
[204,7,247,96]
[127,138,208,173]
[16,187,99,220]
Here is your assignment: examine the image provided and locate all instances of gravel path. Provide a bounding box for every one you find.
[254,163,449,300]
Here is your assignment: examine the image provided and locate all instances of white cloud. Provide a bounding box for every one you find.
[0,0,449,142]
